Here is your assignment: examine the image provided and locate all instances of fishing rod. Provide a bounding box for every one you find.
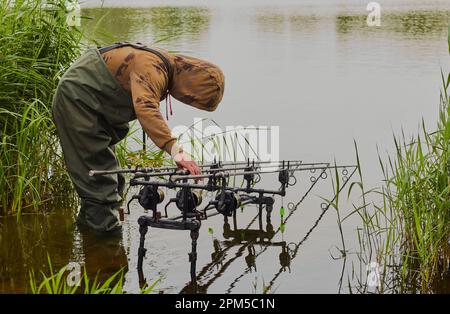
[169,164,353,182]
[89,162,302,182]
[130,160,315,180]
[88,159,305,177]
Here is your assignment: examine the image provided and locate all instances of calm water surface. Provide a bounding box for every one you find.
[1,0,449,293]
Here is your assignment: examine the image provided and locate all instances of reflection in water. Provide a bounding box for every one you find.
[394,12,449,36]
[0,209,128,293]
[254,10,323,34]
[288,15,321,33]
[145,7,210,42]
[254,8,449,38]
[254,12,288,34]
[211,239,224,268]
[279,245,291,272]
[245,245,257,272]
[0,166,353,293]
[335,15,360,34]
[226,167,357,293]
[0,210,74,293]
[180,210,288,294]
[81,7,210,46]
[79,229,128,283]
[335,11,449,36]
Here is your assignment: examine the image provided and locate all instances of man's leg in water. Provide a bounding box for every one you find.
[52,87,127,235]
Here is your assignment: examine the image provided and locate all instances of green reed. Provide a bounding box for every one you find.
[346,70,449,293]
[29,255,159,294]
[0,0,82,215]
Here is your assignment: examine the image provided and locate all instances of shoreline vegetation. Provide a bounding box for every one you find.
[346,68,449,293]
[28,256,159,294]
[0,0,166,216]
[0,0,81,215]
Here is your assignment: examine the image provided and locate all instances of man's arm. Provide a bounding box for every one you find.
[131,85,176,153]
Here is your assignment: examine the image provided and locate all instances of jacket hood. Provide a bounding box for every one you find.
[169,54,225,112]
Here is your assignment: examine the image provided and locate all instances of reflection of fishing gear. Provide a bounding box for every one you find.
[245,245,257,272]
[279,244,293,272]
[179,162,333,292]
[223,221,275,242]
[90,159,354,287]
[192,215,285,292]
[225,165,358,293]
[211,238,225,268]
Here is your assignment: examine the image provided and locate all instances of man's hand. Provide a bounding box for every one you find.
[173,152,201,176]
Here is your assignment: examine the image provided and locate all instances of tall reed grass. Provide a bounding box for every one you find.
[0,0,82,215]
[347,70,449,293]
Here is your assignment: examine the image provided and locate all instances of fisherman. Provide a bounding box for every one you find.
[52,42,225,235]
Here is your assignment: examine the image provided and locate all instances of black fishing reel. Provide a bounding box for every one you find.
[138,185,165,211]
[215,191,241,217]
[175,189,203,213]
[244,165,256,191]
[206,161,222,189]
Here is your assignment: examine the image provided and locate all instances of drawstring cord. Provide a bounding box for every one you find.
[165,91,173,120]
[165,95,168,120]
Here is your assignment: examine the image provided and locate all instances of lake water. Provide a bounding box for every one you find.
[1,0,449,293]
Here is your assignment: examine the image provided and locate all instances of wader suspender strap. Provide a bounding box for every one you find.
[98,42,174,90]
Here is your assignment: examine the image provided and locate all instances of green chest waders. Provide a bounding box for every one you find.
[52,48,135,234]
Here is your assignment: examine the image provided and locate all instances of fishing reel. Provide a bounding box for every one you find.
[137,185,165,211]
[175,189,203,213]
[244,164,257,191]
[215,191,241,217]
[206,161,221,188]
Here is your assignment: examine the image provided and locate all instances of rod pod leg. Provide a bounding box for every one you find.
[266,204,273,224]
[258,204,263,230]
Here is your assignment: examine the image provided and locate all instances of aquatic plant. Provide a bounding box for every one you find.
[0,0,82,215]
[345,70,449,293]
[29,255,159,294]
[0,0,164,215]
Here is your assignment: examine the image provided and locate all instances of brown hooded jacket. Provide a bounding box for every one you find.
[100,45,225,156]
